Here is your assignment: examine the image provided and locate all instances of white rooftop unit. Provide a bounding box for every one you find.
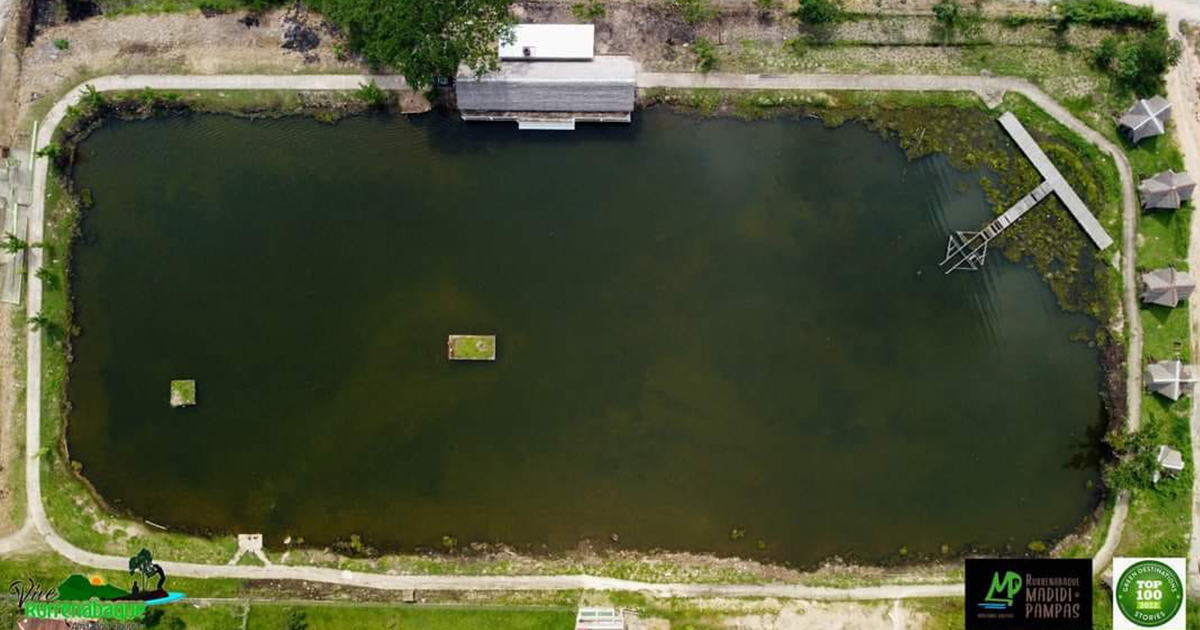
[500,24,595,60]
[575,608,626,630]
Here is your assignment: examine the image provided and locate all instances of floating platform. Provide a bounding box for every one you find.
[170,379,196,407]
[448,335,496,361]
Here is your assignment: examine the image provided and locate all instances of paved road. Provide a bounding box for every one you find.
[11,73,1139,597]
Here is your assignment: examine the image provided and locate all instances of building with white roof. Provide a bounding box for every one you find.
[456,24,636,130]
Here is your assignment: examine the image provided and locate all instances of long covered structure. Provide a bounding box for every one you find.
[456,23,636,130]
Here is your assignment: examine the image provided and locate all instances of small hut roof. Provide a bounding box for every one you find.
[1119,96,1171,142]
[1141,267,1197,307]
[1145,359,1198,401]
[1139,169,1197,209]
[1157,445,1186,471]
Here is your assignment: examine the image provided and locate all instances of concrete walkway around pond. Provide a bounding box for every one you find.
[12,73,1139,598]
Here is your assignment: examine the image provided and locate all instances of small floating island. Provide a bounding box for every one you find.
[448,335,496,361]
[169,379,196,407]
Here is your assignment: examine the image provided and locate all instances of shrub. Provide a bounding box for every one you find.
[1092,26,1181,96]
[693,36,718,72]
[285,609,308,630]
[571,0,606,21]
[784,36,809,56]
[35,143,62,161]
[53,38,69,50]
[932,0,981,40]
[1054,0,1157,27]
[671,0,717,24]
[355,80,388,108]
[755,0,775,9]
[792,0,844,25]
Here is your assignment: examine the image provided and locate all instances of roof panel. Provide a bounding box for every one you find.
[500,24,595,60]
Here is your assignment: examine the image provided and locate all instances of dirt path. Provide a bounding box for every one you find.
[6,73,1137,597]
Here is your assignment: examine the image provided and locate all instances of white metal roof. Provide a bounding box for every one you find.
[500,24,594,60]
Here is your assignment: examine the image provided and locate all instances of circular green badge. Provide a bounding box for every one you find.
[1116,560,1183,627]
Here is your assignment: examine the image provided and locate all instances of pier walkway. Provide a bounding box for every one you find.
[941,112,1113,272]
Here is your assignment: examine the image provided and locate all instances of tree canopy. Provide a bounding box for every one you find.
[314,0,514,90]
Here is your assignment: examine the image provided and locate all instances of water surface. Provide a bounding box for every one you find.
[68,111,1104,564]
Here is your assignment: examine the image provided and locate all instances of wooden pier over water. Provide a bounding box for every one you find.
[940,112,1113,273]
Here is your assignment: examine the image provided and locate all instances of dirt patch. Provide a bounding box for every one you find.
[7,4,361,144]
[0,302,19,536]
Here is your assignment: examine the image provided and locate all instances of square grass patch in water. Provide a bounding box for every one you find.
[170,380,196,407]
[447,335,496,361]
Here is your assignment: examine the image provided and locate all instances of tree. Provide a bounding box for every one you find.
[81,84,106,111]
[35,267,58,290]
[128,548,153,593]
[35,143,62,161]
[792,0,843,25]
[2,233,27,254]
[1093,26,1181,96]
[313,0,514,90]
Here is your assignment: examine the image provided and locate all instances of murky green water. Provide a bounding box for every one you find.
[67,110,1104,565]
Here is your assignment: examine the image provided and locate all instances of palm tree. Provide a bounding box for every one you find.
[2,233,27,254]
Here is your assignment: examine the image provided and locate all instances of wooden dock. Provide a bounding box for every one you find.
[941,112,1113,273]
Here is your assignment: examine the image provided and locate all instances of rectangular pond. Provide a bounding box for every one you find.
[66,110,1105,565]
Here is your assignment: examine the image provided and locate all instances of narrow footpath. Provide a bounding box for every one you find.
[8,73,1140,598]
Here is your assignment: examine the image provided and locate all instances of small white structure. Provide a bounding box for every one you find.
[1153,445,1185,483]
[575,608,626,630]
[500,24,595,60]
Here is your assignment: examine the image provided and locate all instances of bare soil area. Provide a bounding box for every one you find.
[0,303,20,536]
[6,4,359,144]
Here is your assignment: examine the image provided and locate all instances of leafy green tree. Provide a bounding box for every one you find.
[792,0,843,25]
[35,143,62,161]
[313,0,514,90]
[129,548,154,592]
[36,267,59,290]
[1093,27,1181,95]
[81,84,106,111]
